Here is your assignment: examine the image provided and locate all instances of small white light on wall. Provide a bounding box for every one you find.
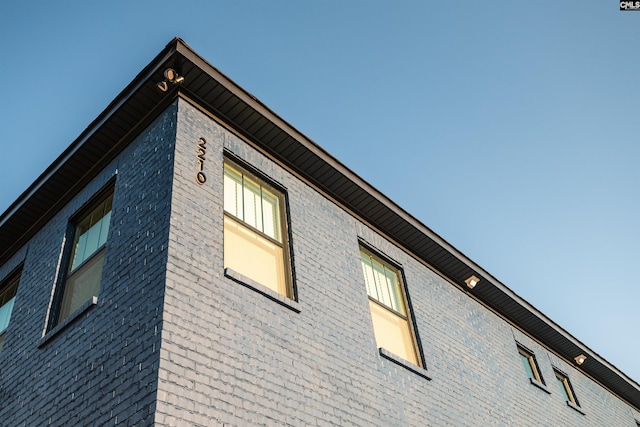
[574,354,587,365]
[465,275,480,289]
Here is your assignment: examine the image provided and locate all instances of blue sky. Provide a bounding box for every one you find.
[1,1,639,384]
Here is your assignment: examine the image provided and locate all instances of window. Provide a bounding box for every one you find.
[223,161,291,297]
[0,270,20,351]
[360,247,420,366]
[518,345,544,384]
[55,191,113,325]
[554,369,579,406]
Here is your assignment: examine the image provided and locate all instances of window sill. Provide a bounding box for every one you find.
[224,268,300,313]
[38,296,98,348]
[566,401,585,415]
[529,377,551,394]
[379,348,431,381]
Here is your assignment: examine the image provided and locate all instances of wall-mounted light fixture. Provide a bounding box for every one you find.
[465,275,480,289]
[574,354,587,365]
[156,68,185,92]
[164,68,184,84]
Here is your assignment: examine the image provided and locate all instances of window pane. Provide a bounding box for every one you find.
[369,299,417,365]
[70,195,113,271]
[224,216,287,296]
[0,277,18,305]
[555,373,574,403]
[519,352,536,380]
[223,166,243,218]
[361,254,378,300]
[82,221,103,260]
[384,266,404,315]
[0,297,15,333]
[71,233,89,270]
[360,252,404,315]
[243,178,262,231]
[0,274,19,335]
[223,163,283,243]
[261,189,280,242]
[98,211,111,247]
[59,249,104,322]
[372,258,390,306]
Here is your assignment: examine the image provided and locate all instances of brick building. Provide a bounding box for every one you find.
[1,38,639,426]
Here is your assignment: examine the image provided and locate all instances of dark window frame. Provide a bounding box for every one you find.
[553,367,584,414]
[517,343,546,387]
[222,153,296,301]
[48,182,115,330]
[0,265,22,351]
[359,241,426,370]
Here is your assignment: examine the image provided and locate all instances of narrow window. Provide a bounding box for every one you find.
[554,369,579,406]
[223,161,291,297]
[0,270,20,351]
[360,247,420,366]
[55,191,113,325]
[518,345,544,384]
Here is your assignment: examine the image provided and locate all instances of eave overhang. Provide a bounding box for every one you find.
[1,37,638,411]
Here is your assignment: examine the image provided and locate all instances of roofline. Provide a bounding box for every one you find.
[0,39,177,230]
[173,38,640,391]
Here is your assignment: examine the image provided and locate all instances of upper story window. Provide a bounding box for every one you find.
[223,161,291,298]
[360,247,421,366]
[0,269,20,351]
[54,191,113,325]
[518,345,544,385]
[554,369,579,406]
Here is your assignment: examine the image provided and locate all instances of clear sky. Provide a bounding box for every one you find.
[1,2,639,384]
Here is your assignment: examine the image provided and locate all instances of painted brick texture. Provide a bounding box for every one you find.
[2,98,638,427]
[0,104,178,426]
[156,99,640,426]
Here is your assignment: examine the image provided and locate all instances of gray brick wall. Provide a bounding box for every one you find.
[2,98,638,426]
[157,99,640,426]
[0,103,178,426]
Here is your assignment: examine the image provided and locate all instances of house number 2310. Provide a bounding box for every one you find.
[196,137,206,185]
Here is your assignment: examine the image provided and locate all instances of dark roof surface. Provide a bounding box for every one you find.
[1,37,638,411]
